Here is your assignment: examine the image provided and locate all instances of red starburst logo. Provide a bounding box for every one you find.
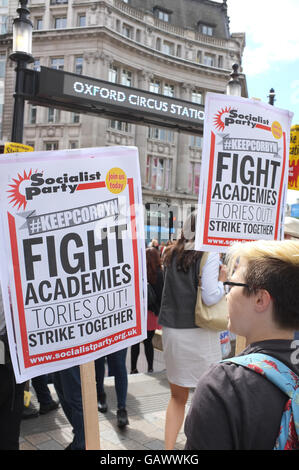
[7,169,33,210]
[213,106,231,131]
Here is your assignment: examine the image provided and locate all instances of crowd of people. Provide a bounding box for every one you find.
[0,213,299,450]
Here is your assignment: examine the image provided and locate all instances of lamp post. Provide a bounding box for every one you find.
[268,88,276,106]
[9,0,34,144]
[226,63,242,97]
[226,62,244,355]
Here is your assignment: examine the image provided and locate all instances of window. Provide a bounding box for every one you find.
[45,142,59,151]
[218,56,223,68]
[148,127,174,143]
[109,65,132,87]
[136,29,141,42]
[109,65,118,83]
[109,120,130,132]
[50,0,68,4]
[29,105,37,124]
[150,80,174,97]
[122,24,133,39]
[35,18,43,30]
[0,54,5,78]
[146,156,172,191]
[202,25,213,36]
[154,8,171,22]
[74,57,83,75]
[121,69,132,87]
[54,17,67,29]
[0,15,7,34]
[162,41,174,56]
[78,15,86,27]
[72,113,80,123]
[69,141,79,149]
[48,108,60,123]
[192,91,202,105]
[51,58,64,70]
[108,65,132,86]
[196,51,202,63]
[150,79,161,94]
[163,83,174,97]
[204,54,215,67]
[190,135,202,148]
[188,162,201,194]
[158,11,169,22]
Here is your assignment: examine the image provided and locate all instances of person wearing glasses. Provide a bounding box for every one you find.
[184,239,299,450]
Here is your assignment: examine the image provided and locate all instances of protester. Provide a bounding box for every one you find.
[95,348,129,428]
[32,374,59,415]
[22,375,59,419]
[0,287,26,450]
[130,247,164,374]
[184,239,299,450]
[53,366,85,450]
[149,238,159,250]
[158,211,227,450]
[159,241,166,256]
[22,381,39,420]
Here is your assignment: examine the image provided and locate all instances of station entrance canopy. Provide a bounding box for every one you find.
[24,67,205,134]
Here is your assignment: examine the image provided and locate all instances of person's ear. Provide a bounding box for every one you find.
[255,289,272,312]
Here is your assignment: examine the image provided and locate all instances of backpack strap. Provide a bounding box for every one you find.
[222,353,299,450]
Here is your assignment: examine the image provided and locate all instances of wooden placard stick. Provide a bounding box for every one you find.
[235,335,246,355]
[80,361,101,450]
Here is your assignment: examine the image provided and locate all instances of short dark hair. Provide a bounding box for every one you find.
[244,256,299,329]
[227,240,299,330]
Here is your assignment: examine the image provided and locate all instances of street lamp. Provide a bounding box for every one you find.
[226,63,242,97]
[9,0,34,144]
[268,88,276,106]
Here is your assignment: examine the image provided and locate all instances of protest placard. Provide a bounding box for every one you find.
[195,93,293,252]
[3,142,34,154]
[0,146,147,383]
[289,124,299,191]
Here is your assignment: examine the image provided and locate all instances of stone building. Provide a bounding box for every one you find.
[1,0,247,243]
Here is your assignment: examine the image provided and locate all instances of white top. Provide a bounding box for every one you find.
[201,252,225,306]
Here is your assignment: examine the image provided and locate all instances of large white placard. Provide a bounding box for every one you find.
[0,146,146,383]
[195,93,293,252]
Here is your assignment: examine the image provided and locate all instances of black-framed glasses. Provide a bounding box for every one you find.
[223,281,249,294]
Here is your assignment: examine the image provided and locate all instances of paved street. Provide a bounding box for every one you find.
[19,347,191,451]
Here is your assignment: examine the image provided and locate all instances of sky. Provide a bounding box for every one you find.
[223,0,299,206]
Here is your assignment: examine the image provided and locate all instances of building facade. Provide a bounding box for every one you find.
[0,0,8,138]
[1,0,246,243]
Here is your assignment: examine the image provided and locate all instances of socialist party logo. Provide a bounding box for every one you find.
[213,107,270,131]
[7,170,102,210]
